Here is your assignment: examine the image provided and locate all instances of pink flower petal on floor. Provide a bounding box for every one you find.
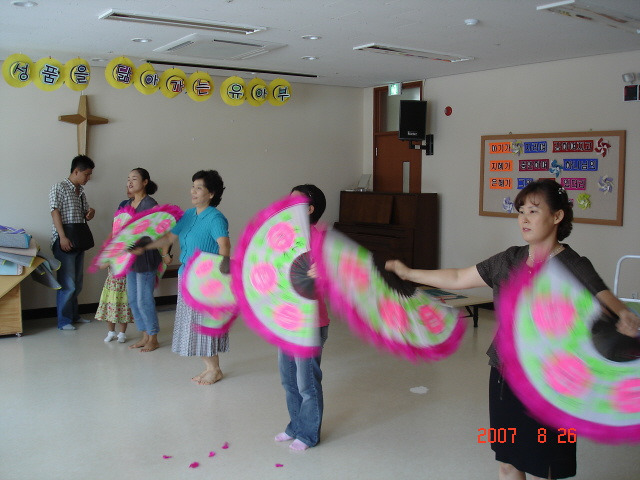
[189,462,200,469]
[275,463,284,467]
[208,451,216,457]
[221,442,229,449]
[162,455,172,459]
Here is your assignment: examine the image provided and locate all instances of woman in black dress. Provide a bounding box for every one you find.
[386,179,640,479]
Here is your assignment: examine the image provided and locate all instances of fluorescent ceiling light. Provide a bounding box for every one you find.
[146,59,318,79]
[537,1,640,35]
[353,43,473,63]
[98,9,267,35]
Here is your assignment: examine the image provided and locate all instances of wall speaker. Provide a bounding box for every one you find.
[399,100,427,141]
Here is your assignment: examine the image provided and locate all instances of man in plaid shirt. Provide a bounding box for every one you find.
[49,155,96,330]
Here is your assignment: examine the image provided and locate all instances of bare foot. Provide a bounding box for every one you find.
[191,370,207,383]
[129,338,147,349]
[196,369,223,385]
[141,339,159,352]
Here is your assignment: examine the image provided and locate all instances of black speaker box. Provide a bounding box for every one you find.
[399,100,427,140]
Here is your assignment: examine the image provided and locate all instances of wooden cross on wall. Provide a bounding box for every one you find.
[58,94,109,155]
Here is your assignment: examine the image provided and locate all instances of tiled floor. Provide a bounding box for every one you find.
[1,308,638,480]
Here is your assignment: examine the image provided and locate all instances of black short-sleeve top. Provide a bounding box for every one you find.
[476,244,609,367]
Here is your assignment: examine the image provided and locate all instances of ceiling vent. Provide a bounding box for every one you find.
[98,9,266,35]
[154,33,286,60]
[353,43,473,63]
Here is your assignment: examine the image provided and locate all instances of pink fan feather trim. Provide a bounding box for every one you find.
[310,226,465,363]
[231,195,321,358]
[496,260,640,444]
[180,249,238,336]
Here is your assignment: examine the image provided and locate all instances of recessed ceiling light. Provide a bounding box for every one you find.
[464,18,479,26]
[302,35,321,40]
[301,56,319,60]
[11,1,38,7]
[132,38,152,43]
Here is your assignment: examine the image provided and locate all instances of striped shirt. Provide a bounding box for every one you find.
[49,178,90,246]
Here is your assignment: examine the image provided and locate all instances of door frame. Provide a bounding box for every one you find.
[373,81,423,192]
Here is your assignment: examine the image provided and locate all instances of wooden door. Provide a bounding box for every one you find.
[374,132,421,192]
[373,81,423,193]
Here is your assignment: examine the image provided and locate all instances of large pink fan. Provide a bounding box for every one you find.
[311,227,465,362]
[496,258,640,444]
[181,250,238,335]
[89,205,136,275]
[231,195,321,358]
[89,204,183,277]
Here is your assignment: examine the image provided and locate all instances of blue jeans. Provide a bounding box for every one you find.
[126,271,159,336]
[278,325,329,447]
[52,239,85,328]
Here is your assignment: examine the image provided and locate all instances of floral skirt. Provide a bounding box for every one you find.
[95,270,133,324]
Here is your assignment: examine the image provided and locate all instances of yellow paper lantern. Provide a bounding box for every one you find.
[105,56,135,89]
[246,78,268,107]
[133,63,159,95]
[159,68,186,98]
[33,57,64,91]
[64,58,91,91]
[2,53,32,88]
[186,71,214,102]
[220,76,245,106]
[268,79,292,106]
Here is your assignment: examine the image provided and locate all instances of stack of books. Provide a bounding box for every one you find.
[0,226,37,276]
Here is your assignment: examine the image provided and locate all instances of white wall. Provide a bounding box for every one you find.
[364,50,640,296]
[0,69,364,309]
[3,50,638,311]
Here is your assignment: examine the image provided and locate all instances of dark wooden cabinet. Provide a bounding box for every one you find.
[334,191,439,269]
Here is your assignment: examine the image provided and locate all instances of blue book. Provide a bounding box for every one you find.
[0,260,23,275]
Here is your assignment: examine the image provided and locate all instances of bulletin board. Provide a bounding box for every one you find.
[479,131,626,226]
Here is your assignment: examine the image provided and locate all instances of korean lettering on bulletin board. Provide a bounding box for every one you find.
[479,131,626,226]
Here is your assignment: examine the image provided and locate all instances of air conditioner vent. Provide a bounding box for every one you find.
[165,41,195,52]
[154,34,286,61]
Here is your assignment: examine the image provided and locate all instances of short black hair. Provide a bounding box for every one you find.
[291,184,326,224]
[132,167,158,195]
[70,155,94,173]
[514,179,573,241]
[192,170,225,207]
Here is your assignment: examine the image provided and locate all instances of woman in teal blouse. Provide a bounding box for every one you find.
[134,170,231,385]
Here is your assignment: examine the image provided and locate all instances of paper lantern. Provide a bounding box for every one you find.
[220,76,245,106]
[33,57,64,91]
[268,78,292,106]
[105,56,135,89]
[133,63,159,95]
[159,68,186,98]
[246,78,268,106]
[64,58,91,91]
[2,53,32,88]
[186,71,214,102]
